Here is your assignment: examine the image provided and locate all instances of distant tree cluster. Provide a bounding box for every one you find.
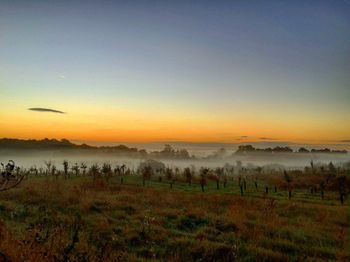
[0,139,194,160]
[0,138,92,150]
[149,144,192,159]
[1,139,347,161]
[308,148,347,154]
[236,145,347,154]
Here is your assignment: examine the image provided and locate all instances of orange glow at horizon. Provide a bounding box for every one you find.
[1,103,349,145]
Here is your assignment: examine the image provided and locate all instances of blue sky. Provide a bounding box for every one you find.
[0,0,349,143]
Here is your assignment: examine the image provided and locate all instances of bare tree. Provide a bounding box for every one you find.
[331,174,349,204]
[80,162,87,176]
[102,163,112,182]
[51,164,58,180]
[29,165,38,177]
[183,167,192,186]
[142,166,153,186]
[215,167,224,190]
[44,160,52,176]
[0,160,24,192]
[223,174,228,188]
[199,167,209,192]
[114,165,121,176]
[165,167,174,189]
[89,164,100,182]
[72,163,80,177]
[121,164,126,175]
[63,160,69,179]
[284,171,293,199]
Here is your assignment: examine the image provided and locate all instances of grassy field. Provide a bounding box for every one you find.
[0,175,349,261]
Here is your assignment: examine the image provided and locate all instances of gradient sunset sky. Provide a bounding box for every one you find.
[1,0,349,144]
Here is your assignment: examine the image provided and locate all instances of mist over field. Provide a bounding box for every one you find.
[1,144,349,170]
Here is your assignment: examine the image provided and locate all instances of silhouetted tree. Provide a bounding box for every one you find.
[223,175,228,188]
[63,160,69,179]
[89,164,100,182]
[284,171,293,199]
[310,160,314,174]
[215,167,224,190]
[165,167,174,189]
[80,162,87,176]
[121,164,126,175]
[142,166,153,186]
[333,175,349,204]
[44,160,52,176]
[29,166,38,177]
[199,168,209,192]
[298,147,309,153]
[72,163,80,177]
[102,163,112,182]
[0,160,24,192]
[183,167,192,186]
[51,164,58,179]
[320,181,325,200]
[328,162,336,174]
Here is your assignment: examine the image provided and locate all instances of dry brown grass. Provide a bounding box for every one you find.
[0,177,348,261]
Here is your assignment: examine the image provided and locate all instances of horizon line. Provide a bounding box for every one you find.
[1,137,350,146]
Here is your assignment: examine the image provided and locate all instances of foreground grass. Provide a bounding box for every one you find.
[0,177,348,261]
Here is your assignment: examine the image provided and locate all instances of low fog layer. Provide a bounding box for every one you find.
[1,149,349,170]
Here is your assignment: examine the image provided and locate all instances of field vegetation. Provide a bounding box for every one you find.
[0,159,349,261]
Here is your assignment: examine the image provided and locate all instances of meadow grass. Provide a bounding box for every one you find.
[0,176,348,261]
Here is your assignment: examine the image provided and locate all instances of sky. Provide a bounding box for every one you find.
[0,0,349,144]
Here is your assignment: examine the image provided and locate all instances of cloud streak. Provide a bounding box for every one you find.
[28,107,65,114]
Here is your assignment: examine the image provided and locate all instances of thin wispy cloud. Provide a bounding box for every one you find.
[339,140,350,143]
[259,137,278,140]
[28,107,65,114]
